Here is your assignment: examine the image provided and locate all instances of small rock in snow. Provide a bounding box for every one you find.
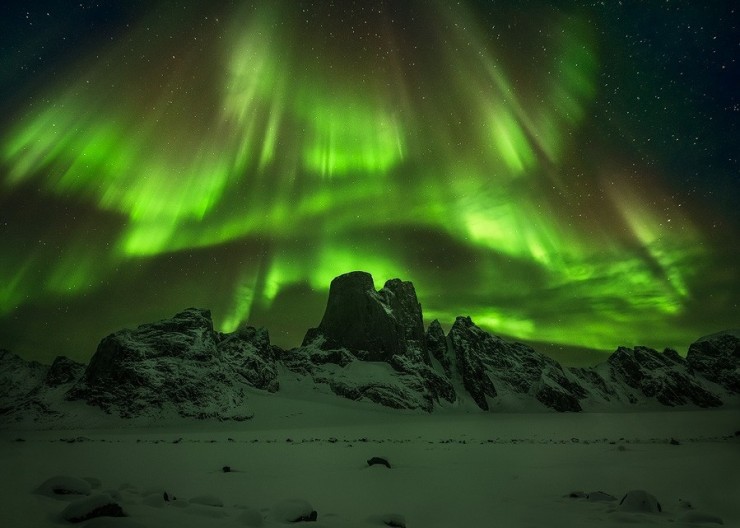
[367,456,391,468]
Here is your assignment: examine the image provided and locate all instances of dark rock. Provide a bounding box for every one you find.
[686,331,740,393]
[426,320,451,376]
[448,317,498,410]
[576,345,725,408]
[447,316,583,411]
[367,457,391,468]
[0,349,48,416]
[45,356,85,387]
[68,308,272,419]
[535,382,582,412]
[219,326,279,392]
[389,354,456,405]
[302,271,426,361]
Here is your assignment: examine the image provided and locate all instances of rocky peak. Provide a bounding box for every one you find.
[70,309,265,419]
[380,278,425,345]
[306,271,425,361]
[45,356,85,387]
[686,331,740,393]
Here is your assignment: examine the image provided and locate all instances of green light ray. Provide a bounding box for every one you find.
[0,1,719,354]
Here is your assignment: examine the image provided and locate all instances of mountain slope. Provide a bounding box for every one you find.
[1,272,737,422]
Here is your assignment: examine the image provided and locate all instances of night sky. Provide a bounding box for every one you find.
[1,1,737,365]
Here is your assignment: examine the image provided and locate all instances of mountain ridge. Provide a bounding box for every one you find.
[1,271,738,423]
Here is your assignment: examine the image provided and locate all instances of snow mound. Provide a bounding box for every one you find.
[271,499,317,522]
[586,491,617,502]
[36,475,92,497]
[60,493,125,522]
[237,507,265,526]
[618,489,661,513]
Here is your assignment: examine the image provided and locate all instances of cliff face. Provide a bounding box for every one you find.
[67,308,278,420]
[304,271,426,362]
[1,274,738,421]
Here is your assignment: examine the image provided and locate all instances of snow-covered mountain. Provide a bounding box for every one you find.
[1,272,738,422]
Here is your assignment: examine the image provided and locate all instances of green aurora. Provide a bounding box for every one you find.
[1,1,737,363]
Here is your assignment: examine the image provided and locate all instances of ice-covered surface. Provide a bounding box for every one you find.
[1,386,738,527]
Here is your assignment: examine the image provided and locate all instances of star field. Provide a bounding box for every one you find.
[0,1,737,363]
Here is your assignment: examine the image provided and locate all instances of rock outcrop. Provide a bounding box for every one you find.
[68,308,278,419]
[570,345,723,408]
[686,331,740,393]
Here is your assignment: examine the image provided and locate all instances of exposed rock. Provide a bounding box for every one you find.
[448,317,498,410]
[67,308,278,419]
[447,316,582,411]
[45,356,85,387]
[426,320,451,377]
[367,457,391,468]
[303,271,426,361]
[218,326,279,392]
[578,346,724,407]
[0,349,48,412]
[686,331,740,393]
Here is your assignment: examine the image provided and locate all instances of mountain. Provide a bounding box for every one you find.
[1,272,738,423]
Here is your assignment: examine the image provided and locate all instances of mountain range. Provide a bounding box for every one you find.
[1,271,738,423]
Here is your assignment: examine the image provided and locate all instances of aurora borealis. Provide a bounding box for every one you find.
[1,1,737,364]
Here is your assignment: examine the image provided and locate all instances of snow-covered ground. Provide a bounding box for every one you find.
[1,385,738,527]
